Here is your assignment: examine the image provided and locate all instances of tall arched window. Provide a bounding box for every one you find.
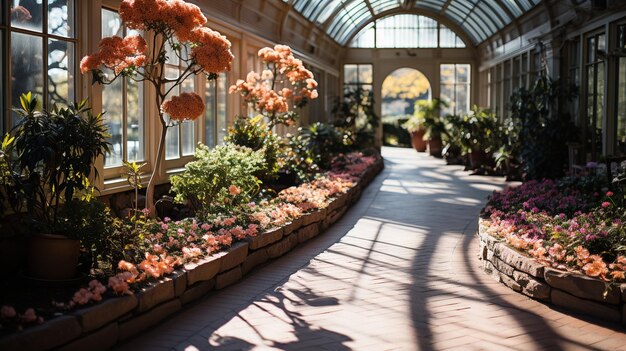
[349,14,466,49]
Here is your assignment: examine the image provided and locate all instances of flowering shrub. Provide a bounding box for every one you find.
[224,115,282,182]
[229,44,318,128]
[170,143,264,219]
[80,0,234,213]
[0,305,44,331]
[483,177,626,283]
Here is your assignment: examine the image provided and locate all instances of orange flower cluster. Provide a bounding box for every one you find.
[229,44,318,122]
[119,0,206,38]
[161,92,205,122]
[189,27,234,73]
[80,35,147,75]
[118,0,233,73]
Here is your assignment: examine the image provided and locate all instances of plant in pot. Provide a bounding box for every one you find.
[416,98,448,157]
[402,114,427,152]
[458,106,501,170]
[9,93,110,280]
[441,114,466,165]
[0,134,28,276]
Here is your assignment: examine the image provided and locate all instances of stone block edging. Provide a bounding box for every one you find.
[478,217,626,324]
[0,157,384,351]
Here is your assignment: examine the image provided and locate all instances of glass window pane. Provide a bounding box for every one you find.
[344,64,358,84]
[103,75,123,167]
[455,84,469,114]
[358,64,373,83]
[440,64,455,83]
[205,80,216,147]
[11,0,43,32]
[596,61,604,130]
[217,73,227,144]
[618,57,626,154]
[47,39,74,106]
[457,64,470,83]
[418,27,437,47]
[588,37,596,62]
[181,121,195,156]
[11,32,43,121]
[102,8,122,37]
[166,123,180,160]
[0,32,3,133]
[48,0,73,37]
[127,79,144,161]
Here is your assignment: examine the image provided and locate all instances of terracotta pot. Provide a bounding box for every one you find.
[27,234,80,280]
[410,129,427,152]
[469,150,490,169]
[428,137,443,157]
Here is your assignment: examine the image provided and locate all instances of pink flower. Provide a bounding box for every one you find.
[601,201,610,208]
[606,191,614,197]
[1,305,16,319]
[229,185,241,195]
[161,92,205,122]
[20,308,38,323]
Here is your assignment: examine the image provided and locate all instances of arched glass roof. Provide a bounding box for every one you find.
[350,14,466,48]
[288,0,542,45]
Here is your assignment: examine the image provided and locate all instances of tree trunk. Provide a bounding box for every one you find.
[146,116,168,218]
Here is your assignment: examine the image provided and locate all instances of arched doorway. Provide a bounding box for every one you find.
[381,68,431,147]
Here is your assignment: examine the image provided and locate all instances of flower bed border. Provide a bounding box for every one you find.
[0,158,384,351]
[478,218,626,325]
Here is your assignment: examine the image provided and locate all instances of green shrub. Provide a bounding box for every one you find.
[297,122,345,169]
[170,143,264,219]
[224,115,281,182]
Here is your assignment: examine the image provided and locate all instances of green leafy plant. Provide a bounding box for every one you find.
[296,122,345,169]
[415,98,448,140]
[170,143,264,219]
[332,87,379,149]
[9,93,110,235]
[123,161,146,219]
[401,114,425,133]
[224,115,281,182]
[510,76,578,180]
[457,106,502,155]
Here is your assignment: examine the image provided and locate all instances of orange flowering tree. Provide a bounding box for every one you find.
[229,45,318,128]
[80,0,234,214]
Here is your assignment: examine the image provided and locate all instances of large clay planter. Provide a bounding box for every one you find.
[410,129,427,152]
[27,234,80,280]
[428,137,443,157]
[469,150,490,169]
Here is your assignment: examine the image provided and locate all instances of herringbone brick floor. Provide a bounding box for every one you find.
[117,147,626,351]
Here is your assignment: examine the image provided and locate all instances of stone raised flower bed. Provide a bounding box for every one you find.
[478,218,626,325]
[0,158,384,351]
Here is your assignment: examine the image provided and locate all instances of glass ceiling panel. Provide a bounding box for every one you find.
[289,0,539,46]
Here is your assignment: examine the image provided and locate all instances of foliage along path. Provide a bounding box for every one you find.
[116,147,626,351]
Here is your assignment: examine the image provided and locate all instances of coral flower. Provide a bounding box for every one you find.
[229,185,241,195]
[161,92,205,121]
[190,27,234,73]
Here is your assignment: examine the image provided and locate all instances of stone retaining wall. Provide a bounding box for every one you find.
[0,158,384,351]
[478,218,626,325]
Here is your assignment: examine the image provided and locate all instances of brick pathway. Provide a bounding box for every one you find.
[116,147,626,351]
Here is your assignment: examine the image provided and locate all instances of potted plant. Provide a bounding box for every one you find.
[417,99,448,157]
[9,93,110,280]
[0,134,28,276]
[458,106,500,169]
[442,114,466,165]
[402,114,427,152]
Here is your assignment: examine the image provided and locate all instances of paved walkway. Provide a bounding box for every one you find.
[117,147,626,351]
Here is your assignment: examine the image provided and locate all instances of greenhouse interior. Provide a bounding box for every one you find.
[1,0,626,350]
